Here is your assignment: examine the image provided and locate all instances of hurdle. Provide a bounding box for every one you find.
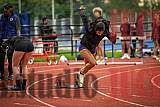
[69,36,144,65]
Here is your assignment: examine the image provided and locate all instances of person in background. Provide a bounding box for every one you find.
[157,12,160,62]
[159,13,160,62]
[152,12,160,61]
[40,17,58,54]
[40,17,53,52]
[136,13,145,58]
[92,7,107,63]
[130,23,137,58]
[0,3,21,80]
[120,16,131,59]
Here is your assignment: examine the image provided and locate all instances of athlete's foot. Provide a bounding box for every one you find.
[7,75,12,80]
[97,59,105,64]
[76,72,84,88]
[0,75,5,80]
[96,59,101,63]
[156,57,159,61]
[152,55,158,60]
[152,55,159,60]
[121,55,126,59]
[0,74,5,80]
[100,59,106,63]
[136,54,143,58]
[11,85,21,90]
[126,54,131,59]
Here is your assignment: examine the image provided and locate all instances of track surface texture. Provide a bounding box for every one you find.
[0,58,160,107]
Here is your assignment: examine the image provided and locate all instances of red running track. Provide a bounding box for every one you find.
[0,58,160,107]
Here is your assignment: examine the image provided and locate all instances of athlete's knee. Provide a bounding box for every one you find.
[13,69,20,78]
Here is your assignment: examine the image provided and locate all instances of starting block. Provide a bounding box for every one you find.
[54,80,83,89]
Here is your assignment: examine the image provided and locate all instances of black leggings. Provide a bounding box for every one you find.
[0,43,13,76]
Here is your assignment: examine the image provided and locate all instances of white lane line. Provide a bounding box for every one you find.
[28,64,82,70]
[28,62,158,71]
[151,74,160,89]
[0,90,21,93]
[52,97,92,102]
[27,64,135,76]
[35,68,64,73]
[130,95,153,98]
[25,63,159,107]
[14,103,47,107]
[91,66,160,107]
[26,72,79,107]
[34,65,133,74]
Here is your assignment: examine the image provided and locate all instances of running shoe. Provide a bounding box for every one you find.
[11,85,21,90]
[0,75,5,80]
[76,72,84,88]
[121,55,126,59]
[126,54,131,59]
[7,75,12,80]
[156,57,159,60]
[153,55,158,59]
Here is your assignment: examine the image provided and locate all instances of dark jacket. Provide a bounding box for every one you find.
[80,11,110,51]
[0,13,20,39]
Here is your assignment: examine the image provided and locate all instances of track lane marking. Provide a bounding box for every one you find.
[151,74,160,89]
[91,66,160,107]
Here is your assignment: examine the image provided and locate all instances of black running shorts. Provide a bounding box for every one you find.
[14,39,34,52]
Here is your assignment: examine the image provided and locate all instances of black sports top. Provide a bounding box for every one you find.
[80,11,111,51]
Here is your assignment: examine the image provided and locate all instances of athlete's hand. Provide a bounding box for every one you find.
[79,4,86,10]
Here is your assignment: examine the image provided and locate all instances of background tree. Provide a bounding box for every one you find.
[0,0,160,25]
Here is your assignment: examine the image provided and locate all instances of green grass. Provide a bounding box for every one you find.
[33,50,122,62]
[106,51,122,58]
[34,58,46,62]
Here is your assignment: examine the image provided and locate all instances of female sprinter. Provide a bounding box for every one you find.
[77,6,116,87]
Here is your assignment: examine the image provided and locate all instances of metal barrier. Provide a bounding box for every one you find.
[20,22,154,60]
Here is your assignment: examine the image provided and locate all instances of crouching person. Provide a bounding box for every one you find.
[2,36,34,90]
